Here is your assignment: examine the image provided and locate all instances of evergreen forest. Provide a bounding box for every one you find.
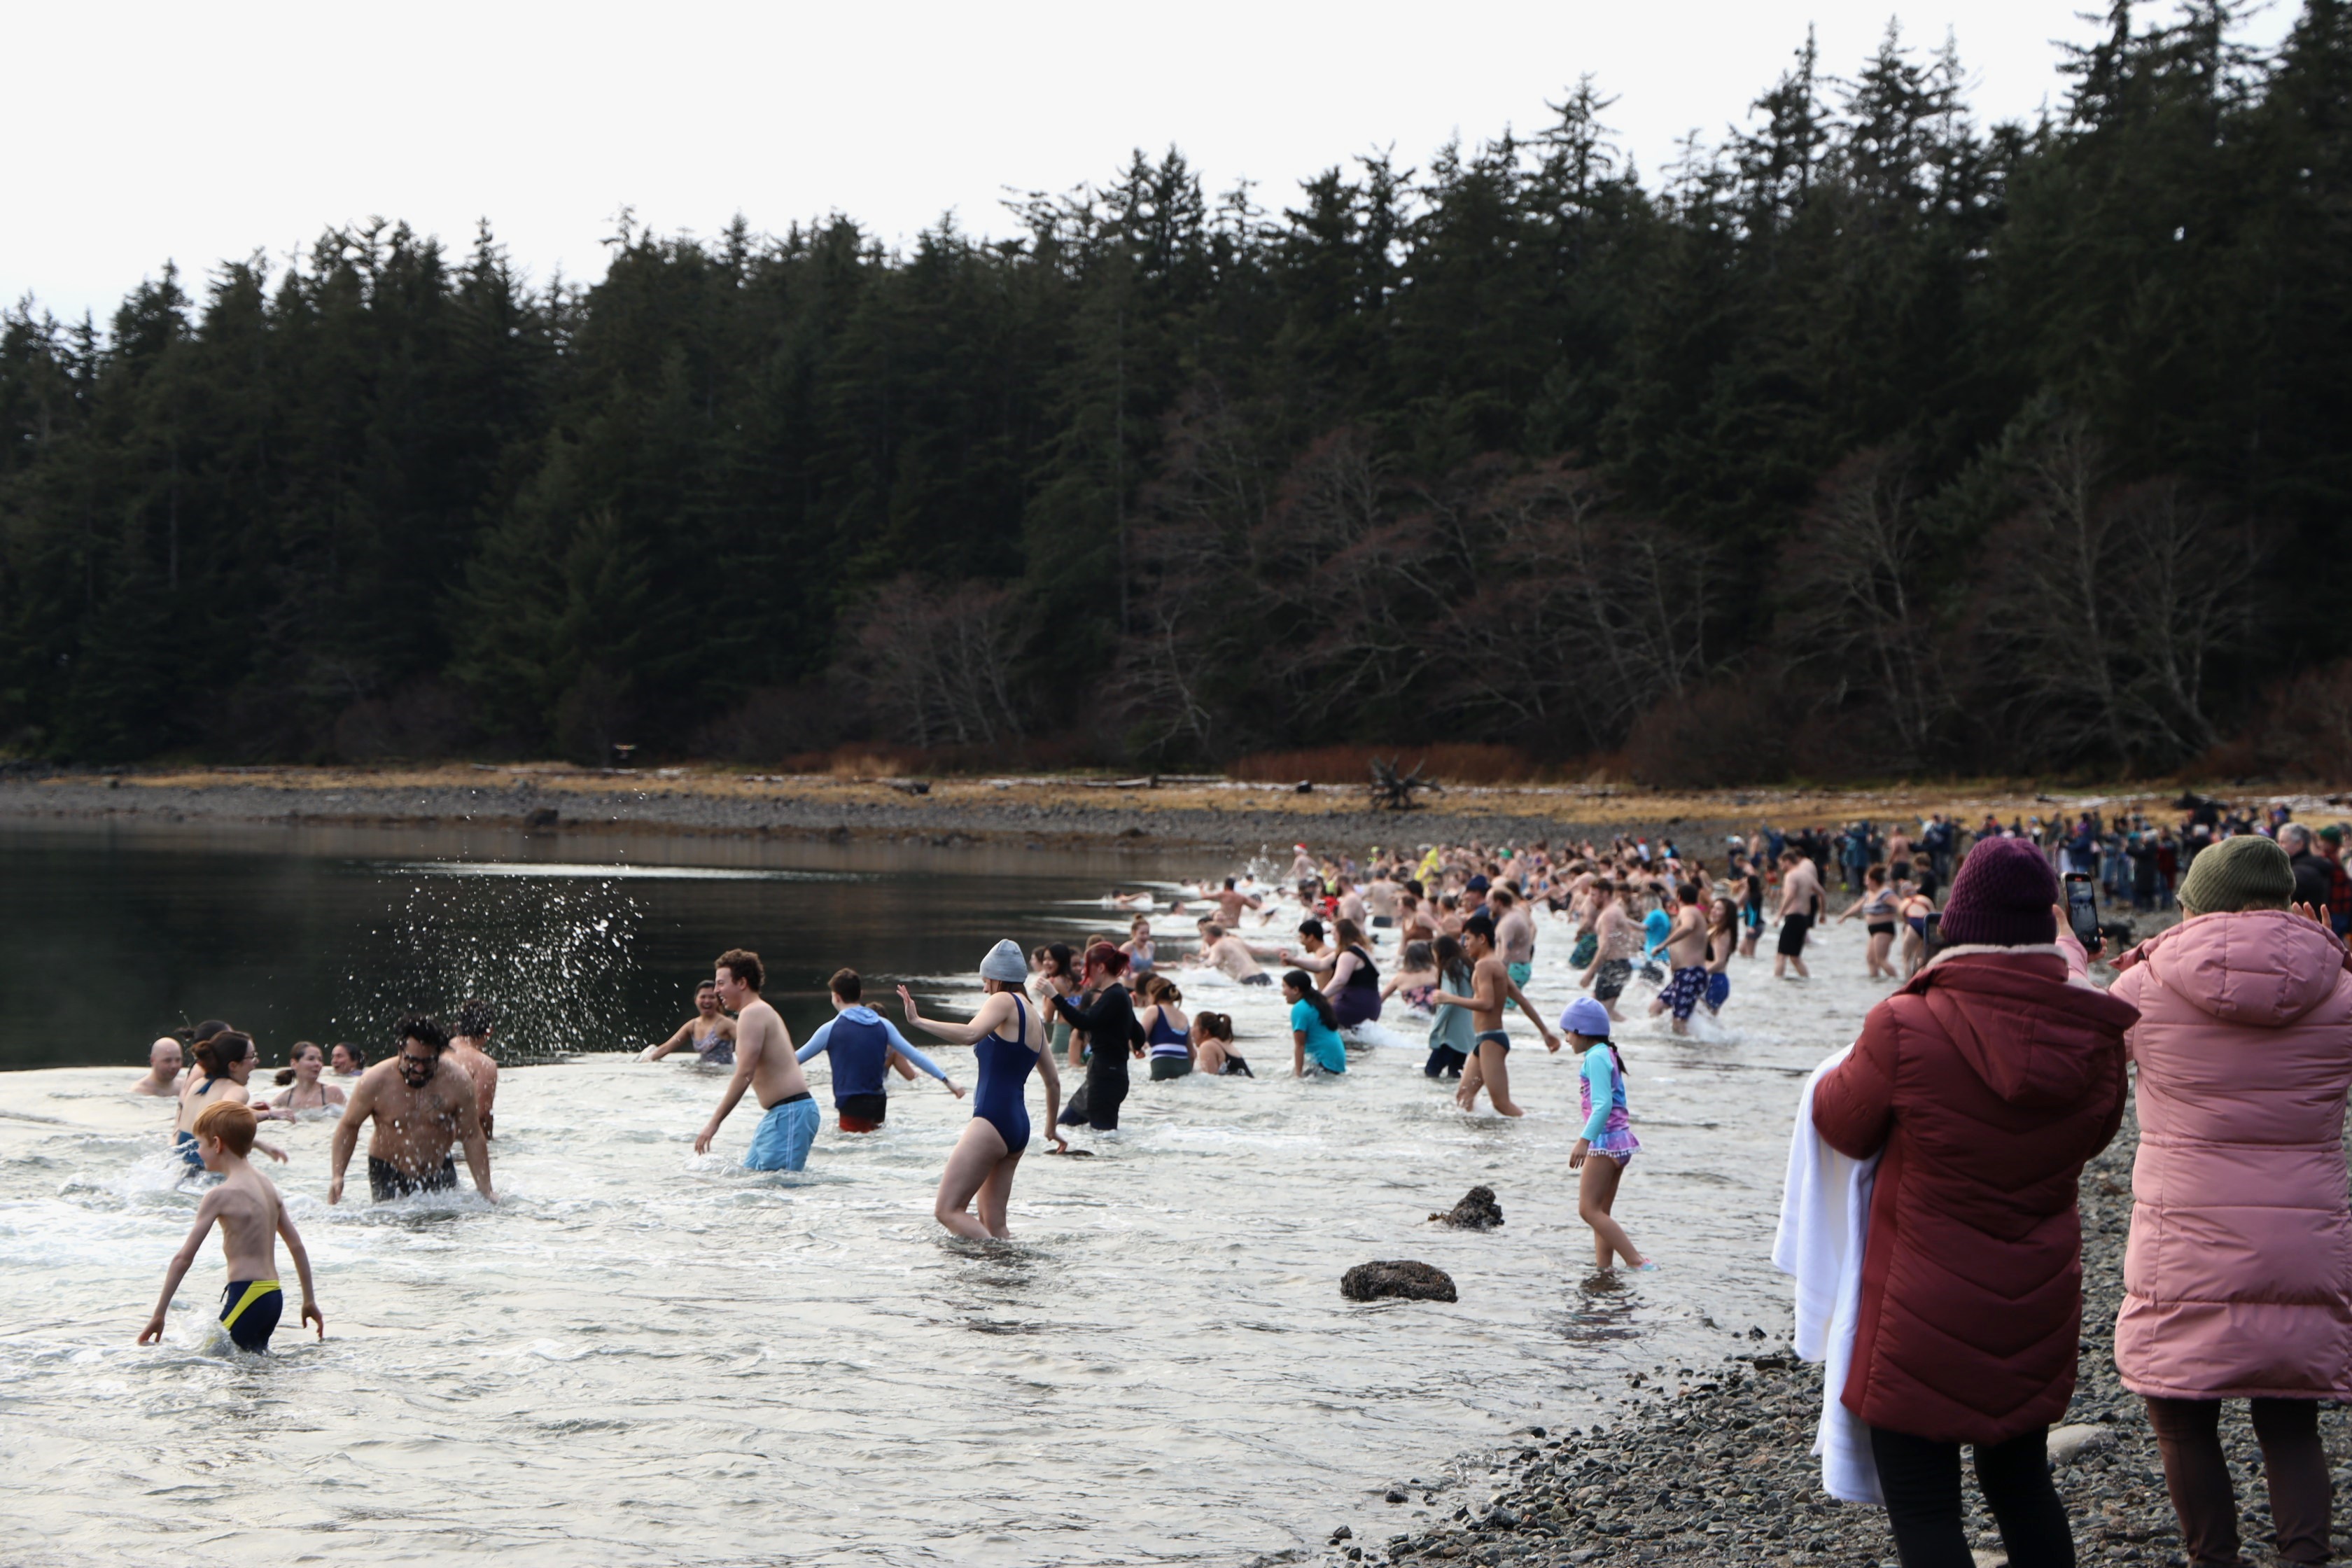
[4,2,2348,783]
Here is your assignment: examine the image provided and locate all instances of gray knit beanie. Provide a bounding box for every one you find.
[979,939,1029,983]
[2177,834,2294,915]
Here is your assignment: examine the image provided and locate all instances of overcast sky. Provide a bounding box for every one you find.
[7,1,2297,330]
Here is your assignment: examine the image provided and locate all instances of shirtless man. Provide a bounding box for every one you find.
[1775,849,1824,980]
[329,1012,496,1204]
[1212,878,1264,929]
[1192,921,1273,986]
[447,998,500,1139]
[695,948,819,1171]
[1648,883,1710,1035]
[639,981,737,1063]
[1586,884,1642,1022]
[1491,886,1539,1017]
[133,1037,183,1096]
[1433,914,1559,1117]
[1363,867,1400,928]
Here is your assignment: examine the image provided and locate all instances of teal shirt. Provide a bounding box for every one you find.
[1291,998,1348,1073]
[1642,908,1672,958]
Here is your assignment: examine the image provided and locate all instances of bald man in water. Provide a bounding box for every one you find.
[132,1037,183,1097]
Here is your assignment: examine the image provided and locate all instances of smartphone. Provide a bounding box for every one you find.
[2063,872,2101,949]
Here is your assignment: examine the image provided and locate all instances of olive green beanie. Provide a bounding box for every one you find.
[2177,834,2295,915]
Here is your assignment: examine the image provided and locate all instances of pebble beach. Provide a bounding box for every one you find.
[1343,1105,2352,1568]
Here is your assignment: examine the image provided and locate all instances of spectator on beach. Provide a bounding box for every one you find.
[2106,834,2352,1568]
[1811,838,2138,1568]
[2280,824,2334,916]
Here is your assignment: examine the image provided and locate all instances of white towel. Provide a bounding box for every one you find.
[1770,1044,1883,1506]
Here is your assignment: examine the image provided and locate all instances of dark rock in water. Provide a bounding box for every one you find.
[1329,1525,1352,1543]
[1342,1260,1457,1303]
[1385,1490,1408,1504]
[526,806,559,827]
[1430,1184,1504,1230]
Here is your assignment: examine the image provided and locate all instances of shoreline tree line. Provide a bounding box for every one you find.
[2,1,2347,783]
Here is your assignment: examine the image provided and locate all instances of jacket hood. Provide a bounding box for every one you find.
[836,1004,883,1024]
[1908,951,2138,1109]
[2124,909,2349,1028]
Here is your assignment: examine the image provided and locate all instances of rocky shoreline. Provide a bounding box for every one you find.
[1319,1108,2352,1568]
[0,766,1739,854]
[0,763,2297,858]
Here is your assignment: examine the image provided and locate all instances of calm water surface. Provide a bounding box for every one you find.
[0,822,1884,1566]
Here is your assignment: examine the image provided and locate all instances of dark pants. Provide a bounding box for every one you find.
[2143,1396,2330,1567]
[1058,1070,1128,1129]
[1868,1423,2073,1568]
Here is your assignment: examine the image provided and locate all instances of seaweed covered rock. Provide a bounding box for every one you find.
[1343,1260,1457,1303]
[1429,1184,1503,1230]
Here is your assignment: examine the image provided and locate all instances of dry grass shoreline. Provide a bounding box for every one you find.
[1,763,2346,853]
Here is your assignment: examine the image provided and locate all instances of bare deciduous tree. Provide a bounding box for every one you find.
[1774,446,1950,762]
[848,577,1028,747]
[1974,421,2252,768]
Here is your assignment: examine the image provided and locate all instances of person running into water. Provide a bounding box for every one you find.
[139,1101,323,1353]
[1835,864,1900,979]
[330,1013,496,1203]
[639,981,737,1064]
[329,1042,365,1077]
[175,1033,288,1172]
[1191,922,1273,985]
[1424,934,1478,1079]
[1321,918,1383,1028]
[1282,971,1348,1077]
[1382,940,1440,1014]
[1048,942,1144,1131]
[1211,877,1265,928]
[895,941,1064,1238]
[1135,974,1194,1079]
[1190,1010,1250,1077]
[692,950,818,1172]
[1436,914,1558,1116]
[445,1000,501,1139]
[1587,885,1641,1021]
[1774,848,1823,979]
[797,968,963,1130]
[1703,897,1738,1016]
[1647,883,1710,1036]
[1897,876,1935,977]
[1560,998,1652,1272]
[134,1036,183,1096]
[1491,886,1540,1017]
[270,1042,346,1116]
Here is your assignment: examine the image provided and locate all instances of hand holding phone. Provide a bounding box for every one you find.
[2062,873,2102,955]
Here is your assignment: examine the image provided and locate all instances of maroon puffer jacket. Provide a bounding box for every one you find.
[1813,950,2138,1444]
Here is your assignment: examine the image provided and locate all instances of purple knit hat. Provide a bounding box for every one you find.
[1939,838,2058,948]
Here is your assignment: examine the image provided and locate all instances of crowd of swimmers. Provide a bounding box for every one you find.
[135,827,1969,1355]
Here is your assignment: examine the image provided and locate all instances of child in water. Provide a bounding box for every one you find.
[139,1101,323,1352]
[1560,997,1653,1272]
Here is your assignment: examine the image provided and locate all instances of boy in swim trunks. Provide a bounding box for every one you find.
[1432,914,1559,1118]
[139,1100,323,1353]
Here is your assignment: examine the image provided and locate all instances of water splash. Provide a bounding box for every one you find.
[335,875,640,1058]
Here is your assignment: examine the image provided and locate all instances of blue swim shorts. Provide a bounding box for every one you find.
[745,1093,819,1171]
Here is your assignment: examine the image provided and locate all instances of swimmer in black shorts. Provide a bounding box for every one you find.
[1774,849,1823,981]
[369,1155,458,1201]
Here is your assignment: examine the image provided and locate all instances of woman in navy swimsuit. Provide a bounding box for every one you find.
[897,940,1065,1239]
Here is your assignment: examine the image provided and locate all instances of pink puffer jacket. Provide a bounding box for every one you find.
[2109,909,2352,1399]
